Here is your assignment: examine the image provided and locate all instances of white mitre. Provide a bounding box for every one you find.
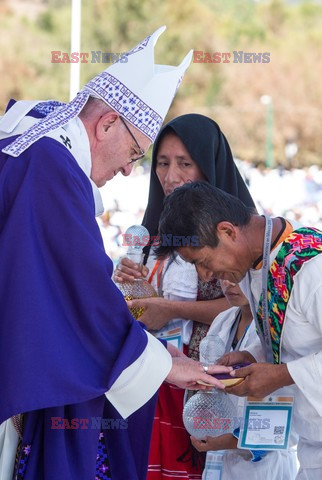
[1,26,193,158]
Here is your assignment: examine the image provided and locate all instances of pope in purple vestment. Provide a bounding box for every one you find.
[0,101,169,480]
[0,26,195,480]
[0,28,230,480]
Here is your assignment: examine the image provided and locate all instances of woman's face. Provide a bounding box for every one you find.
[155,132,205,196]
[220,280,249,308]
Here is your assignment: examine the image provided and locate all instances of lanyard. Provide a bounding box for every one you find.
[225,309,242,353]
[225,309,250,353]
[248,216,274,363]
[261,215,274,362]
[148,256,175,297]
[148,259,165,288]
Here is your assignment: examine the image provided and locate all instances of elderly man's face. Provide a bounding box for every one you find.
[90,115,151,187]
[177,223,252,284]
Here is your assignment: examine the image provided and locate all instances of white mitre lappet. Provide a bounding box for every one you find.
[0,26,193,158]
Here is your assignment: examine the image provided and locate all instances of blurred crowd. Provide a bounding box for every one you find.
[98,161,322,262]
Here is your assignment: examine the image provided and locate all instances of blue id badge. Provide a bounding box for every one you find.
[238,395,294,450]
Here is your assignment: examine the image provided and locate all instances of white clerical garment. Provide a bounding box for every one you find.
[203,307,298,480]
[244,237,322,479]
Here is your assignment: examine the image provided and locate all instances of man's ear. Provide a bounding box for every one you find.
[95,111,119,141]
[216,221,237,242]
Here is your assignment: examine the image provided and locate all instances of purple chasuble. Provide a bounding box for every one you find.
[0,103,158,479]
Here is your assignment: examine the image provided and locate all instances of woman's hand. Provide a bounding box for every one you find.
[113,257,149,283]
[216,350,256,367]
[191,434,237,452]
[127,297,173,330]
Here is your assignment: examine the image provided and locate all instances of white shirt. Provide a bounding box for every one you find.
[146,252,198,344]
[203,308,298,480]
[245,239,322,453]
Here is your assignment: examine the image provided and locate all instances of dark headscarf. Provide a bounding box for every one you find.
[142,113,256,241]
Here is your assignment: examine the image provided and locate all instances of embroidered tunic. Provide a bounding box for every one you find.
[245,225,322,475]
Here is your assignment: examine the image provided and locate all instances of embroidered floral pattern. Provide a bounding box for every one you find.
[3,92,89,158]
[13,443,31,480]
[95,431,112,479]
[33,100,65,116]
[85,72,162,142]
[125,34,151,57]
[13,432,112,479]
[257,227,322,364]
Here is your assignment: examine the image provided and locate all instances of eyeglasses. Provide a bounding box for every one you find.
[120,116,145,164]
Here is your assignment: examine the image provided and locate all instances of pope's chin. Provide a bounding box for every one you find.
[94,172,115,187]
[92,177,104,187]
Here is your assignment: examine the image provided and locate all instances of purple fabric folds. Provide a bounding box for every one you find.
[0,105,158,479]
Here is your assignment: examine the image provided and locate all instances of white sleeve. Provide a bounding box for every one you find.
[162,255,198,345]
[287,278,322,417]
[105,331,172,418]
[163,255,198,299]
[147,253,198,299]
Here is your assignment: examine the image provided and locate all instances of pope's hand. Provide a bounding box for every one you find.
[113,257,149,283]
[165,357,232,391]
[167,343,186,358]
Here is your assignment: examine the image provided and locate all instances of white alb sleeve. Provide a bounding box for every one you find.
[105,331,172,418]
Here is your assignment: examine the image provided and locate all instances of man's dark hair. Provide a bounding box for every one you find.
[155,181,253,257]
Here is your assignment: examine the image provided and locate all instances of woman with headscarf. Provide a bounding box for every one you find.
[114,114,256,480]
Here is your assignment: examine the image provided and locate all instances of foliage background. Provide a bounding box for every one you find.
[1,0,322,167]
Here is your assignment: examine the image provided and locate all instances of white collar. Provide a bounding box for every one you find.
[62,117,104,216]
